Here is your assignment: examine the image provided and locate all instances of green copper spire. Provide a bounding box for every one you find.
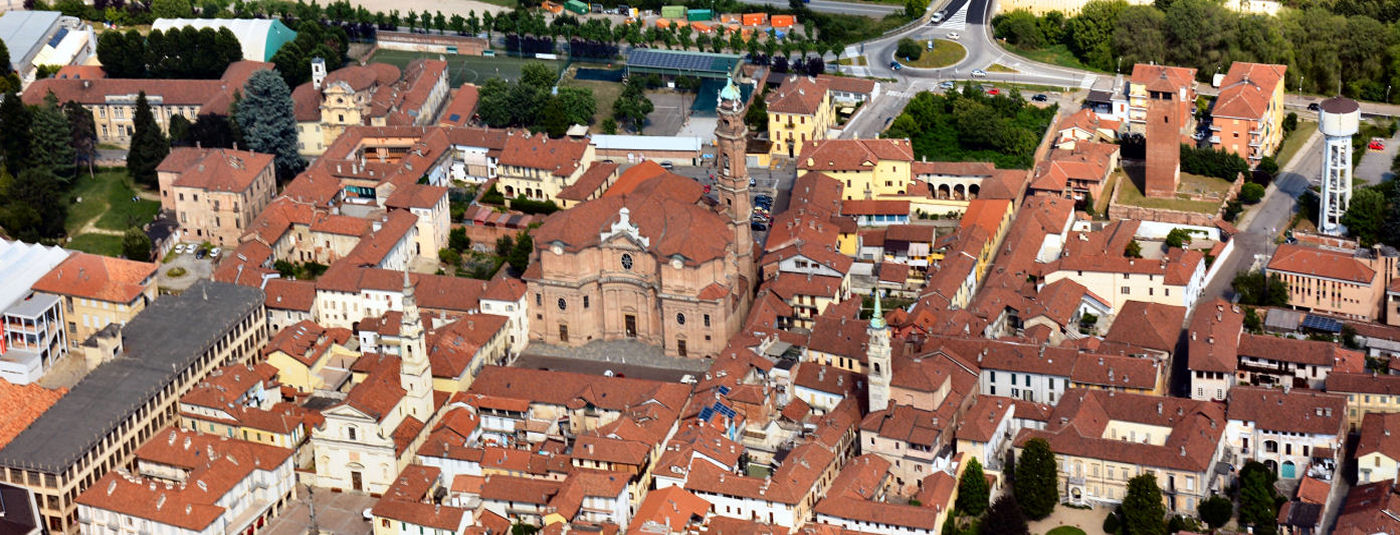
[719,76,742,102]
[870,292,886,330]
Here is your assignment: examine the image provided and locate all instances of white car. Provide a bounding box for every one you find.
[930,12,944,23]
[946,32,961,40]
[174,244,187,254]
[970,69,988,77]
[210,247,222,259]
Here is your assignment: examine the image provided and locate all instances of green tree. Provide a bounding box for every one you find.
[1125,239,1143,258]
[993,10,1046,47]
[1014,438,1059,520]
[904,0,930,18]
[955,457,990,516]
[3,167,67,240]
[1198,494,1234,531]
[0,38,19,93]
[439,247,462,266]
[29,94,74,178]
[1123,474,1167,535]
[1164,228,1194,249]
[537,98,569,138]
[554,86,596,126]
[235,71,305,180]
[127,92,169,187]
[507,231,532,273]
[152,0,194,18]
[1239,182,1266,204]
[521,61,557,88]
[1232,270,1290,307]
[122,227,152,260]
[449,226,470,252]
[1342,186,1387,245]
[1238,461,1279,532]
[1113,5,1167,66]
[168,114,193,146]
[896,38,922,60]
[981,494,1030,535]
[64,100,96,177]
[1065,0,1125,70]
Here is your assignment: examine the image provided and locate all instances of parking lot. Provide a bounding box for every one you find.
[1356,130,1399,184]
[263,488,376,535]
[157,243,218,293]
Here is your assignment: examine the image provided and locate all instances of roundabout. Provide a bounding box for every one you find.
[895,39,967,69]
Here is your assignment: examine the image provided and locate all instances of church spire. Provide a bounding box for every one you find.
[867,291,891,413]
[871,292,886,330]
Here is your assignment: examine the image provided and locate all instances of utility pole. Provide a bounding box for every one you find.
[306,485,320,535]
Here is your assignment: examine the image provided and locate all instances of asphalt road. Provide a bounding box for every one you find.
[737,0,901,15]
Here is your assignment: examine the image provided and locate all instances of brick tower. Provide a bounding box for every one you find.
[714,77,754,280]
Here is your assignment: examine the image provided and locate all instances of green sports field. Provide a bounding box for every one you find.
[368,49,565,86]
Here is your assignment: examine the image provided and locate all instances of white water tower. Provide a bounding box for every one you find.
[1318,96,1360,236]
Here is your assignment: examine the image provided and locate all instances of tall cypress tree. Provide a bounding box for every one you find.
[64,100,97,177]
[1014,437,1060,520]
[235,71,304,181]
[956,457,991,516]
[30,93,75,178]
[0,91,31,175]
[127,91,169,187]
[1123,473,1167,535]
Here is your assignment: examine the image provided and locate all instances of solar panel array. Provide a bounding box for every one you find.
[698,407,716,422]
[714,402,736,419]
[1302,314,1343,333]
[717,385,731,395]
[628,49,739,74]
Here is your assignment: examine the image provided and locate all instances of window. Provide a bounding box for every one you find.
[621,253,633,270]
[677,339,687,356]
[347,426,357,441]
[559,324,569,342]
[583,296,589,309]
[557,298,567,311]
[536,293,542,306]
[1121,286,1130,294]
[677,313,686,325]
[704,314,711,327]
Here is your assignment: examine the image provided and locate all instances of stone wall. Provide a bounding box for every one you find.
[1107,172,1244,227]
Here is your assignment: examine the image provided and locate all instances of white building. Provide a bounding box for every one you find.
[1226,386,1347,479]
[0,239,71,384]
[0,11,95,87]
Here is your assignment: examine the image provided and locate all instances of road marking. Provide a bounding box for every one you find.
[1079,74,1096,89]
[939,4,968,30]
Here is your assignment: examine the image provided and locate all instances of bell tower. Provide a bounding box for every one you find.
[714,77,754,280]
[867,293,891,413]
[399,270,434,421]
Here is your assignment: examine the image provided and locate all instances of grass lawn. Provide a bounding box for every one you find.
[368,50,564,86]
[988,63,1018,72]
[66,168,159,234]
[897,40,966,69]
[1177,172,1234,199]
[563,77,624,132]
[1114,171,1222,214]
[1275,120,1317,168]
[67,234,124,257]
[1046,528,1087,535]
[1001,43,1108,73]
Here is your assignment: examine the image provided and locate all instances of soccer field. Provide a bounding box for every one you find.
[368,49,564,86]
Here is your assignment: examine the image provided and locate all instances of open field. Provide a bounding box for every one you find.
[562,76,625,132]
[898,40,965,69]
[67,234,124,257]
[66,168,160,234]
[368,49,565,86]
[1000,43,1108,73]
[1114,170,1223,214]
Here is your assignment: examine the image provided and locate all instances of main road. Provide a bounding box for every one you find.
[737,0,902,16]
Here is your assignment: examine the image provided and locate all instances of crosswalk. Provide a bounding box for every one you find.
[1080,74,1097,89]
[938,5,968,31]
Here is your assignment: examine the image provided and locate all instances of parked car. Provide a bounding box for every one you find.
[754,194,774,206]
[970,69,987,77]
[889,61,902,71]
[946,32,960,40]
[195,247,208,260]
[1192,131,1207,141]
[660,161,674,169]
[210,247,222,259]
[703,184,712,193]
[750,221,768,231]
[1031,94,1049,102]
[591,3,604,12]
[986,88,1001,96]
[1370,138,1386,151]
[749,178,756,187]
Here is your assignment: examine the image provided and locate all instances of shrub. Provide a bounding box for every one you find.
[1239,182,1266,204]
[896,38,922,61]
[1180,144,1249,180]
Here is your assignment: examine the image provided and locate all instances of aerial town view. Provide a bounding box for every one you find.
[1,0,1400,532]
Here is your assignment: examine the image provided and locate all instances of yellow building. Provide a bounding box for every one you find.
[494,131,595,203]
[797,138,916,200]
[1326,372,1400,430]
[30,252,158,348]
[426,314,510,394]
[263,320,360,394]
[768,76,834,158]
[292,59,451,156]
[1210,62,1287,164]
[178,361,316,449]
[1358,412,1400,484]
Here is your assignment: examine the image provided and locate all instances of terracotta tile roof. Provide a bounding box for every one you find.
[1187,299,1244,373]
[438,84,479,127]
[1030,142,1118,192]
[0,380,65,449]
[767,272,844,301]
[53,65,106,79]
[482,275,526,302]
[685,441,835,504]
[814,454,942,529]
[158,147,274,193]
[385,183,448,210]
[767,75,828,115]
[499,131,588,177]
[603,161,672,198]
[703,516,784,534]
[263,320,352,366]
[1296,475,1331,505]
[341,354,405,422]
[426,314,508,379]
[179,361,277,410]
[290,82,321,121]
[467,366,691,413]
[1104,301,1186,353]
[76,427,293,532]
[840,199,909,216]
[912,160,996,178]
[1268,243,1376,284]
[1057,108,1122,136]
[1238,333,1364,369]
[481,474,562,504]
[31,252,155,304]
[1130,64,1198,94]
[558,161,620,201]
[22,61,273,114]
[631,486,709,534]
[1358,412,1400,461]
[381,59,449,125]
[1227,385,1346,435]
[1213,62,1286,121]
[262,278,316,312]
[1070,353,1161,390]
[797,138,914,171]
[861,404,946,448]
[371,498,465,531]
[816,74,876,96]
[979,169,1030,200]
[1327,372,1400,395]
[315,267,486,314]
[956,395,1015,443]
[958,198,1011,237]
[1014,389,1225,472]
[1335,480,1400,535]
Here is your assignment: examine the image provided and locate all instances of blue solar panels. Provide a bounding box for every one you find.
[698,407,716,422]
[627,49,742,75]
[714,402,736,419]
[717,385,731,395]
[1302,314,1344,333]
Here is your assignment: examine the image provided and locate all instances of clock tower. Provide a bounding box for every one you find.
[714,77,754,280]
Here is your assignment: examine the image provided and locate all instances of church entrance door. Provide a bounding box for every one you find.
[351,471,363,491]
[625,315,637,338]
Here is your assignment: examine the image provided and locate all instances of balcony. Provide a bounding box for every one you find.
[1068,476,1086,486]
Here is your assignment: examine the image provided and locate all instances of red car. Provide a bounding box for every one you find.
[986,88,1001,96]
[1369,138,1386,151]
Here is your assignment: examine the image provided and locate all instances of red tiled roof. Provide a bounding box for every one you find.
[1268,243,1376,284]
[797,139,914,171]
[1227,386,1346,435]
[1358,412,1400,462]
[159,147,274,193]
[0,380,65,449]
[438,84,480,127]
[1213,62,1286,121]
[31,252,155,304]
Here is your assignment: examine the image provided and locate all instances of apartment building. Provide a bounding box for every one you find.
[0,240,75,384]
[1187,298,1245,401]
[1356,412,1400,484]
[1235,333,1364,390]
[30,252,157,350]
[768,76,833,158]
[1267,242,1396,321]
[1225,386,1346,479]
[494,131,594,203]
[1043,221,1206,313]
[22,61,272,146]
[1013,389,1228,515]
[0,281,265,533]
[1210,62,1288,163]
[157,147,278,247]
[1325,372,1400,430]
[75,427,295,535]
[797,139,915,200]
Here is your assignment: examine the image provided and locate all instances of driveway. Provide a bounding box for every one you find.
[644,91,691,137]
[157,246,216,293]
[1354,130,1399,184]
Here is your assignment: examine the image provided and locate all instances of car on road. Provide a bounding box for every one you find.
[986,88,1001,96]
[946,32,960,40]
[1031,94,1048,102]
[750,221,768,231]
[1307,102,1320,112]
[889,61,902,71]
[930,12,944,23]
[970,69,987,77]
[704,184,712,193]
[1370,138,1386,151]
[938,81,955,89]
[660,161,674,169]
[755,194,774,206]
[210,247,221,260]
